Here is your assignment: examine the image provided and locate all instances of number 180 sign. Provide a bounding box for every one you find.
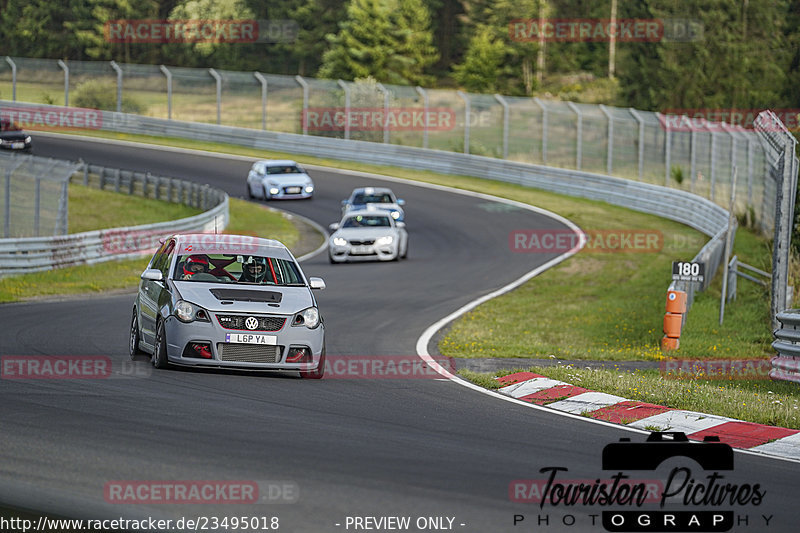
[672,261,705,283]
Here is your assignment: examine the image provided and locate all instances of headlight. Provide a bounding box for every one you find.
[24,136,31,143]
[174,300,209,323]
[375,236,394,246]
[390,211,400,219]
[292,307,320,329]
[269,187,280,195]
[332,237,347,246]
[304,185,314,193]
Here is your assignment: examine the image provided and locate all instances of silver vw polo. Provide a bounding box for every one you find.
[129,234,326,378]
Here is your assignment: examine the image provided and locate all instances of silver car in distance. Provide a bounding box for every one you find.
[129,234,326,378]
[246,160,314,200]
[328,210,408,263]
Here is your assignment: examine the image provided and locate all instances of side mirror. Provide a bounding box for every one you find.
[397,199,405,206]
[141,268,163,282]
[328,223,340,231]
[309,277,326,290]
[396,221,406,229]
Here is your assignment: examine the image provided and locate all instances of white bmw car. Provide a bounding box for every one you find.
[328,211,408,263]
[246,160,314,200]
[341,186,405,221]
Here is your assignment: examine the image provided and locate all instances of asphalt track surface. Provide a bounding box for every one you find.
[0,135,797,532]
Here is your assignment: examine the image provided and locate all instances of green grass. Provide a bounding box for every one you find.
[0,196,298,303]
[475,365,800,429]
[68,184,201,233]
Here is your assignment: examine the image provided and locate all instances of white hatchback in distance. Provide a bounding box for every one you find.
[246,160,314,200]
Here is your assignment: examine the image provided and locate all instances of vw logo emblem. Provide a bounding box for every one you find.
[245,317,259,330]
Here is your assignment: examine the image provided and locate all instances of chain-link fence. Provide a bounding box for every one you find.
[0,151,78,238]
[0,56,782,237]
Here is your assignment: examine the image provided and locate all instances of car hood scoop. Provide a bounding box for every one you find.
[209,288,283,303]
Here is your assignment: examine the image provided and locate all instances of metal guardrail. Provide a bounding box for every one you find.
[772,310,800,383]
[0,159,228,276]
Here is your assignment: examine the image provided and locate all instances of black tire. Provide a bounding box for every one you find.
[152,319,170,369]
[263,185,271,201]
[247,182,254,199]
[300,349,325,379]
[129,310,144,359]
[401,240,408,259]
[328,250,336,264]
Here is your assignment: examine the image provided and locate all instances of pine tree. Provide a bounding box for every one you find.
[318,0,437,85]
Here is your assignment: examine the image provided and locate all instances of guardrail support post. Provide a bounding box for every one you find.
[710,130,717,201]
[662,113,671,186]
[600,104,613,175]
[568,102,582,170]
[337,80,350,140]
[57,59,69,106]
[295,75,309,135]
[159,65,172,120]
[110,61,123,113]
[254,72,268,130]
[494,94,509,160]
[457,91,470,154]
[5,57,16,101]
[209,68,222,125]
[534,98,547,165]
[377,83,390,144]
[34,177,41,237]
[416,86,429,149]
[114,168,121,193]
[57,179,69,235]
[629,108,645,181]
[690,128,697,193]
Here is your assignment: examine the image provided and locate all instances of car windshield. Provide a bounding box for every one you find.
[173,254,304,285]
[266,165,303,175]
[342,215,391,228]
[352,193,393,204]
[0,119,21,132]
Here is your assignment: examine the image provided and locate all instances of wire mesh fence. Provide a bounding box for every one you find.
[0,56,787,238]
[0,152,78,238]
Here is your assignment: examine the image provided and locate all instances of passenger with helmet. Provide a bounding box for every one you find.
[181,254,210,279]
[240,256,269,283]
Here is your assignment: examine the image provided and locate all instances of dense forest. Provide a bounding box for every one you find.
[0,0,798,112]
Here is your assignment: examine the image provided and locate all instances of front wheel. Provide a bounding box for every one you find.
[152,319,170,369]
[263,185,271,201]
[247,182,255,199]
[129,310,144,359]
[300,350,325,379]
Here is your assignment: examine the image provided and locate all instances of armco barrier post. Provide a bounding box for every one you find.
[662,289,687,351]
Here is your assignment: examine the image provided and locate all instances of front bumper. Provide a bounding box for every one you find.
[267,184,313,200]
[0,138,32,151]
[163,313,324,371]
[329,242,398,262]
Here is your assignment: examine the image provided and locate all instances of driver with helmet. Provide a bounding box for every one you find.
[239,256,269,283]
[181,254,210,279]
